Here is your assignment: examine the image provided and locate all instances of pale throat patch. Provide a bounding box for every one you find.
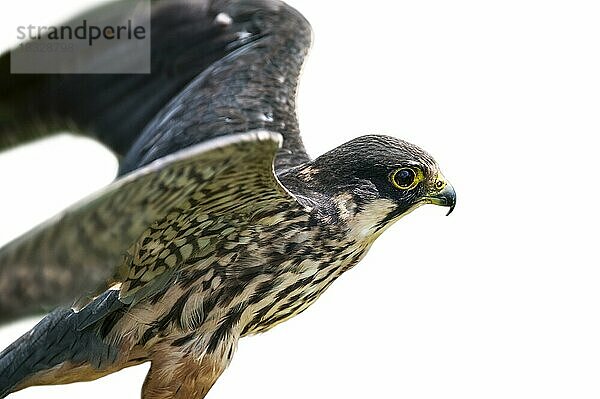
[333,195,399,241]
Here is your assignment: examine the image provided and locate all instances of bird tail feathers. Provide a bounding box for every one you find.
[0,293,125,398]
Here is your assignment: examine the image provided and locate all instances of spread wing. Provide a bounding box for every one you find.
[1,0,312,172]
[0,0,313,322]
[0,131,297,321]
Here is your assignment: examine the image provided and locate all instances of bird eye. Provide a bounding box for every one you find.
[390,167,421,190]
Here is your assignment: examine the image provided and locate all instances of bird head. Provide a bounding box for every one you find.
[282,135,455,238]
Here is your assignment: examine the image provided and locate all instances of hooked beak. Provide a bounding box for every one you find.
[424,182,456,216]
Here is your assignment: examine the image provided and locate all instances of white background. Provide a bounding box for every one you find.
[1,0,599,398]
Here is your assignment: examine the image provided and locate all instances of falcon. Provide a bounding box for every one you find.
[0,1,456,398]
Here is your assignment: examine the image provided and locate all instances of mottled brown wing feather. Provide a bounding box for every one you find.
[113,130,298,305]
[0,131,296,315]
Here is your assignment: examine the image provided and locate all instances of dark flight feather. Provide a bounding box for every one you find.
[0,0,311,169]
